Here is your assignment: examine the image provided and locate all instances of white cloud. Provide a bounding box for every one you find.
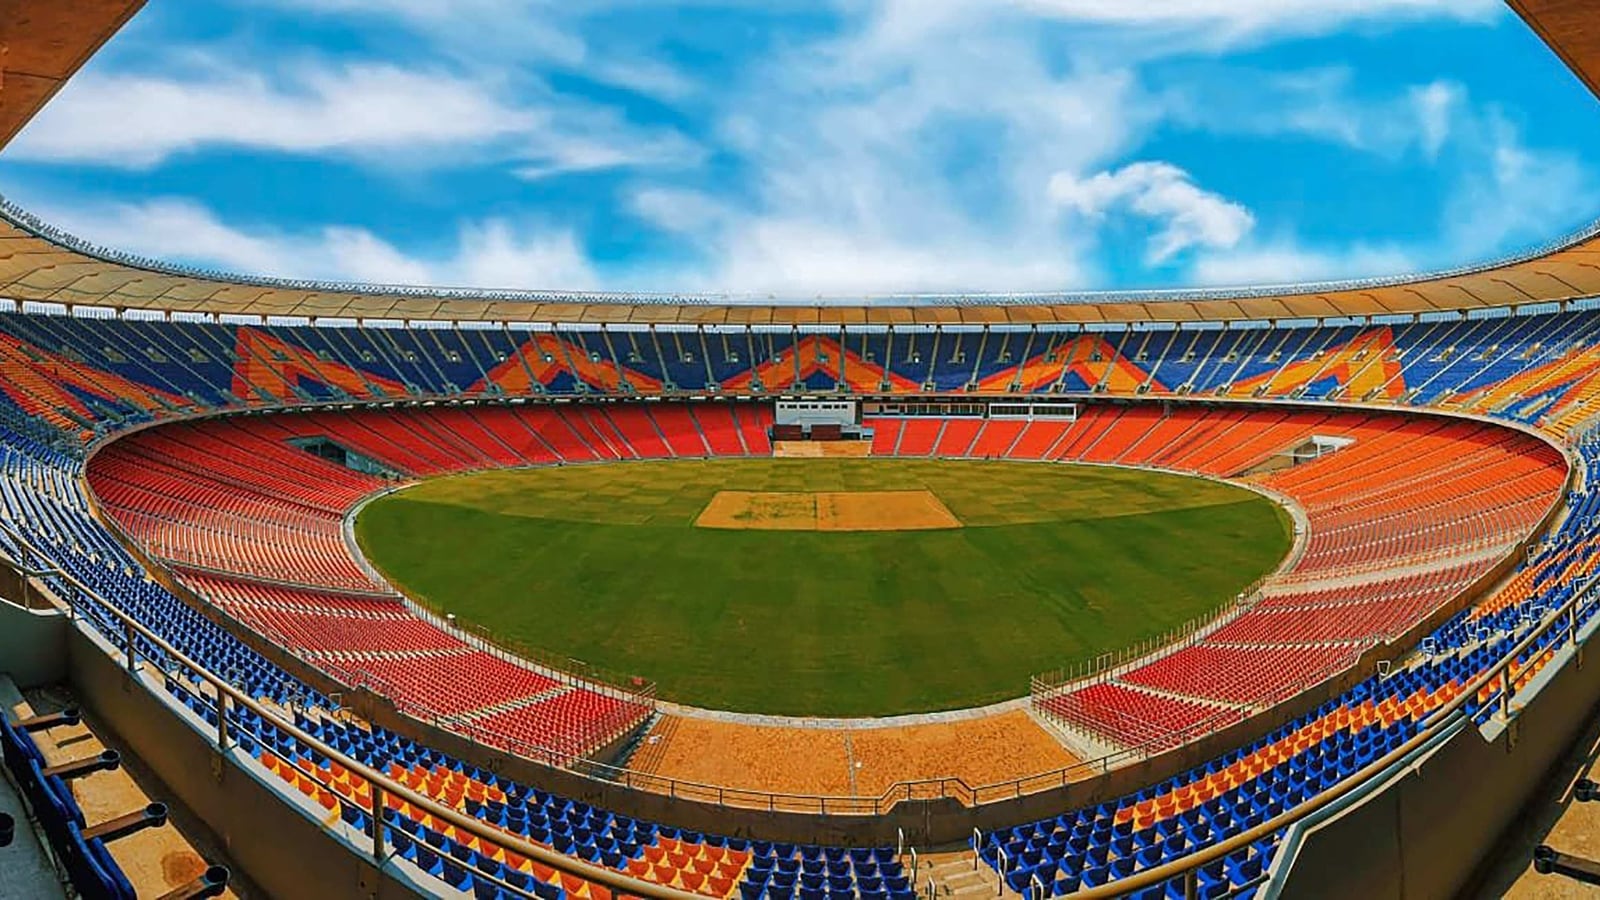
[3,0,1555,298]
[1048,163,1255,264]
[448,221,597,290]
[1439,113,1594,260]
[1410,81,1463,159]
[246,0,589,65]
[31,197,597,290]
[874,0,1502,48]
[246,0,701,100]
[713,220,1086,296]
[1191,242,1415,287]
[1162,68,1468,161]
[609,16,1161,294]
[8,54,699,176]
[607,0,1497,295]
[629,187,733,236]
[1190,111,1591,289]
[10,64,529,168]
[1018,0,1501,28]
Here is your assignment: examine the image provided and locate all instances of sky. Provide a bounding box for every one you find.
[2,0,1599,299]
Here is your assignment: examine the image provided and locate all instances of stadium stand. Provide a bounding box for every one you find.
[8,313,1600,435]
[0,304,1593,898]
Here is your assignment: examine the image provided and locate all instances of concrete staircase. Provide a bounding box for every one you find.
[920,849,1017,900]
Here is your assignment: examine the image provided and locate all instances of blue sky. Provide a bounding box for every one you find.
[2,0,1599,297]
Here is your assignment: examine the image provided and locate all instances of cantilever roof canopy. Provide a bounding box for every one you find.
[0,1,146,149]
[0,0,1599,326]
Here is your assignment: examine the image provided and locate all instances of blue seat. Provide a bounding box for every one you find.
[441,859,473,893]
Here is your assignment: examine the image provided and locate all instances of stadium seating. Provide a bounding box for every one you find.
[2,706,230,900]
[76,393,1569,776]
[3,306,1600,898]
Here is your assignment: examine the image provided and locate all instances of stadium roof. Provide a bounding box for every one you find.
[0,0,1598,326]
[0,1,145,149]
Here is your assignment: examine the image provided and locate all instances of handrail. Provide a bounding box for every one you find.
[0,523,705,900]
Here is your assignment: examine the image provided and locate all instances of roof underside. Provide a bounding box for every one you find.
[0,1,145,148]
[0,0,1596,325]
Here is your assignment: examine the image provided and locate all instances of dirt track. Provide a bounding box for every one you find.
[695,490,962,532]
[628,710,1081,801]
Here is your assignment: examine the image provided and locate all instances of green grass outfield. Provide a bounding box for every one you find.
[355,459,1292,717]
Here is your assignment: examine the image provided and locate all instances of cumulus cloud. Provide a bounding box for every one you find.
[1410,81,1464,159]
[1,0,1554,297]
[1188,112,1591,288]
[1048,163,1255,264]
[604,0,1498,294]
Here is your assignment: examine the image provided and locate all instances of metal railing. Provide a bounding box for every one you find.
[1009,570,1600,898]
[26,513,1599,899]
[60,390,1575,819]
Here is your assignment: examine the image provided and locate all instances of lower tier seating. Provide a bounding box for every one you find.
[0,396,1577,900]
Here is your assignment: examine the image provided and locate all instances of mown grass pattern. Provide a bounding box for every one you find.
[355,459,1292,717]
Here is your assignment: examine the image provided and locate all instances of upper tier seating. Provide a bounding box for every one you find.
[4,309,1598,443]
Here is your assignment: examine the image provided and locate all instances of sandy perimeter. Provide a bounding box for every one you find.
[696,490,962,532]
[772,441,873,458]
[628,711,1080,800]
